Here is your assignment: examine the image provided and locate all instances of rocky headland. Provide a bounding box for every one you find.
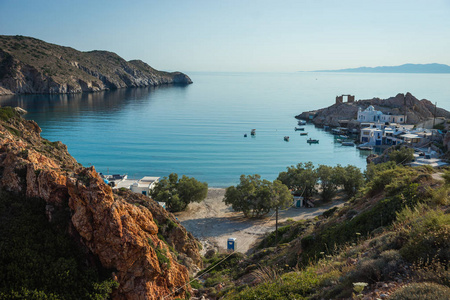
[0,107,201,299]
[0,35,192,95]
[296,92,450,128]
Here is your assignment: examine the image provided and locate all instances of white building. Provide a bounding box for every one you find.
[360,125,383,146]
[380,113,407,124]
[357,106,407,124]
[130,176,160,196]
[357,106,382,122]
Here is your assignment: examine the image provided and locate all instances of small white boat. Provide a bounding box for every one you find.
[284,136,290,141]
[297,120,306,125]
[251,129,256,136]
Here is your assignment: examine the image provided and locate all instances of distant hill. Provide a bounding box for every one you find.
[312,63,450,73]
[0,35,192,95]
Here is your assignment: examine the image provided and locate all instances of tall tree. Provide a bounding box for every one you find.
[224,175,292,218]
[150,173,208,212]
[277,162,318,199]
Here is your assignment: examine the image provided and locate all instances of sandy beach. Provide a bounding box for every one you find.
[174,188,344,254]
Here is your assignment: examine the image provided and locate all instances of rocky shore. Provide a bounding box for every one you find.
[296,92,450,128]
[0,107,200,299]
[0,35,192,95]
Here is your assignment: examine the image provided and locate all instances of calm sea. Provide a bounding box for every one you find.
[1,72,449,187]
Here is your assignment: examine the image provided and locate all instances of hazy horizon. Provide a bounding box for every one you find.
[1,0,450,73]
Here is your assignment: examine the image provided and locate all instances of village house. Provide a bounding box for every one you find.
[130,176,160,196]
[357,105,407,124]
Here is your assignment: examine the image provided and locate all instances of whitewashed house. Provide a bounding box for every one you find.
[360,125,383,146]
[357,106,382,122]
[358,106,407,124]
[130,176,160,196]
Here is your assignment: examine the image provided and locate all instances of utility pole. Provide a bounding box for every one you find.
[433,102,437,128]
[275,206,278,247]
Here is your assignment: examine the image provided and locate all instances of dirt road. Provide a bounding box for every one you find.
[175,188,344,254]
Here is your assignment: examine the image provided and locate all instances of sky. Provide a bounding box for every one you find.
[1,0,450,72]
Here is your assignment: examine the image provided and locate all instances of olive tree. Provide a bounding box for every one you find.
[277,162,318,199]
[334,164,365,197]
[224,174,292,218]
[150,173,208,212]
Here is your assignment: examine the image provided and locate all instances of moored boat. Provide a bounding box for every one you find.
[297,120,306,125]
[300,132,308,136]
[294,127,305,131]
[284,136,290,141]
[307,138,319,144]
[342,142,355,146]
[251,129,256,136]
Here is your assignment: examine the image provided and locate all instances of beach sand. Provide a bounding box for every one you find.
[175,188,344,254]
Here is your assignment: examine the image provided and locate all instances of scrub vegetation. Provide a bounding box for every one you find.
[194,164,450,299]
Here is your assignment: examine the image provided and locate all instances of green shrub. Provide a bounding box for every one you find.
[390,282,450,300]
[0,107,18,121]
[0,190,118,299]
[397,209,450,263]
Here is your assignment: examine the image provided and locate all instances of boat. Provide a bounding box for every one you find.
[358,146,373,150]
[342,142,355,146]
[307,138,319,144]
[251,129,256,136]
[297,120,306,125]
[294,127,305,131]
[244,133,247,137]
[284,136,290,141]
[300,132,308,136]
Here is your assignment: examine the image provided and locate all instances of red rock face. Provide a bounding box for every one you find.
[0,113,196,299]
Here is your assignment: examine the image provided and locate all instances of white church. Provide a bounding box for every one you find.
[357,105,407,124]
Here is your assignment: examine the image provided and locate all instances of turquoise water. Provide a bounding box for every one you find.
[1,72,449,187]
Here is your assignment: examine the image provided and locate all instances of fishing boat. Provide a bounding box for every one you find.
[300,132,308,136]
[284,136,290,141]
[297,120,306,125]
[251,129,256,136]
[244,133,247,137]
[294,127,305,131]
[342,142,355,146]
[307,138,319,144]
[358,146,373,150]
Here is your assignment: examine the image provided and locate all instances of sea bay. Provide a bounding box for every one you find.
[1,72,449,187]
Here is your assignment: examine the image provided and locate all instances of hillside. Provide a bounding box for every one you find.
[192,163,450,299]
[314,63,450,73]
[0,107,201,299]
[296,92,450,127]
[0,35,192,95]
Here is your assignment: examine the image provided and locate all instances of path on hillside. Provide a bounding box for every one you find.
[175,188,344,255]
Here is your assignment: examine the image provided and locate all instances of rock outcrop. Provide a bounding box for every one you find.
[0,35,192,95]
[297,92,450,127]
[0,107,201,299]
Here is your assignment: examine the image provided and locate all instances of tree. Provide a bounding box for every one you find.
[277,162,318,199]
[335,164,365,198]
[388,146,414,164]
[317,165,340,202]
[150,173,208,212]
[224,175,292,218]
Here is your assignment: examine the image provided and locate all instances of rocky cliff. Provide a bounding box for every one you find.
[297,92,450,127]
[0,107,201,299]
[0,35,192,95]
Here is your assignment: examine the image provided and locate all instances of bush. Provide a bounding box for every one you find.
[0,191,118,299]
[390,282,450,300]
[396,208,450,263]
